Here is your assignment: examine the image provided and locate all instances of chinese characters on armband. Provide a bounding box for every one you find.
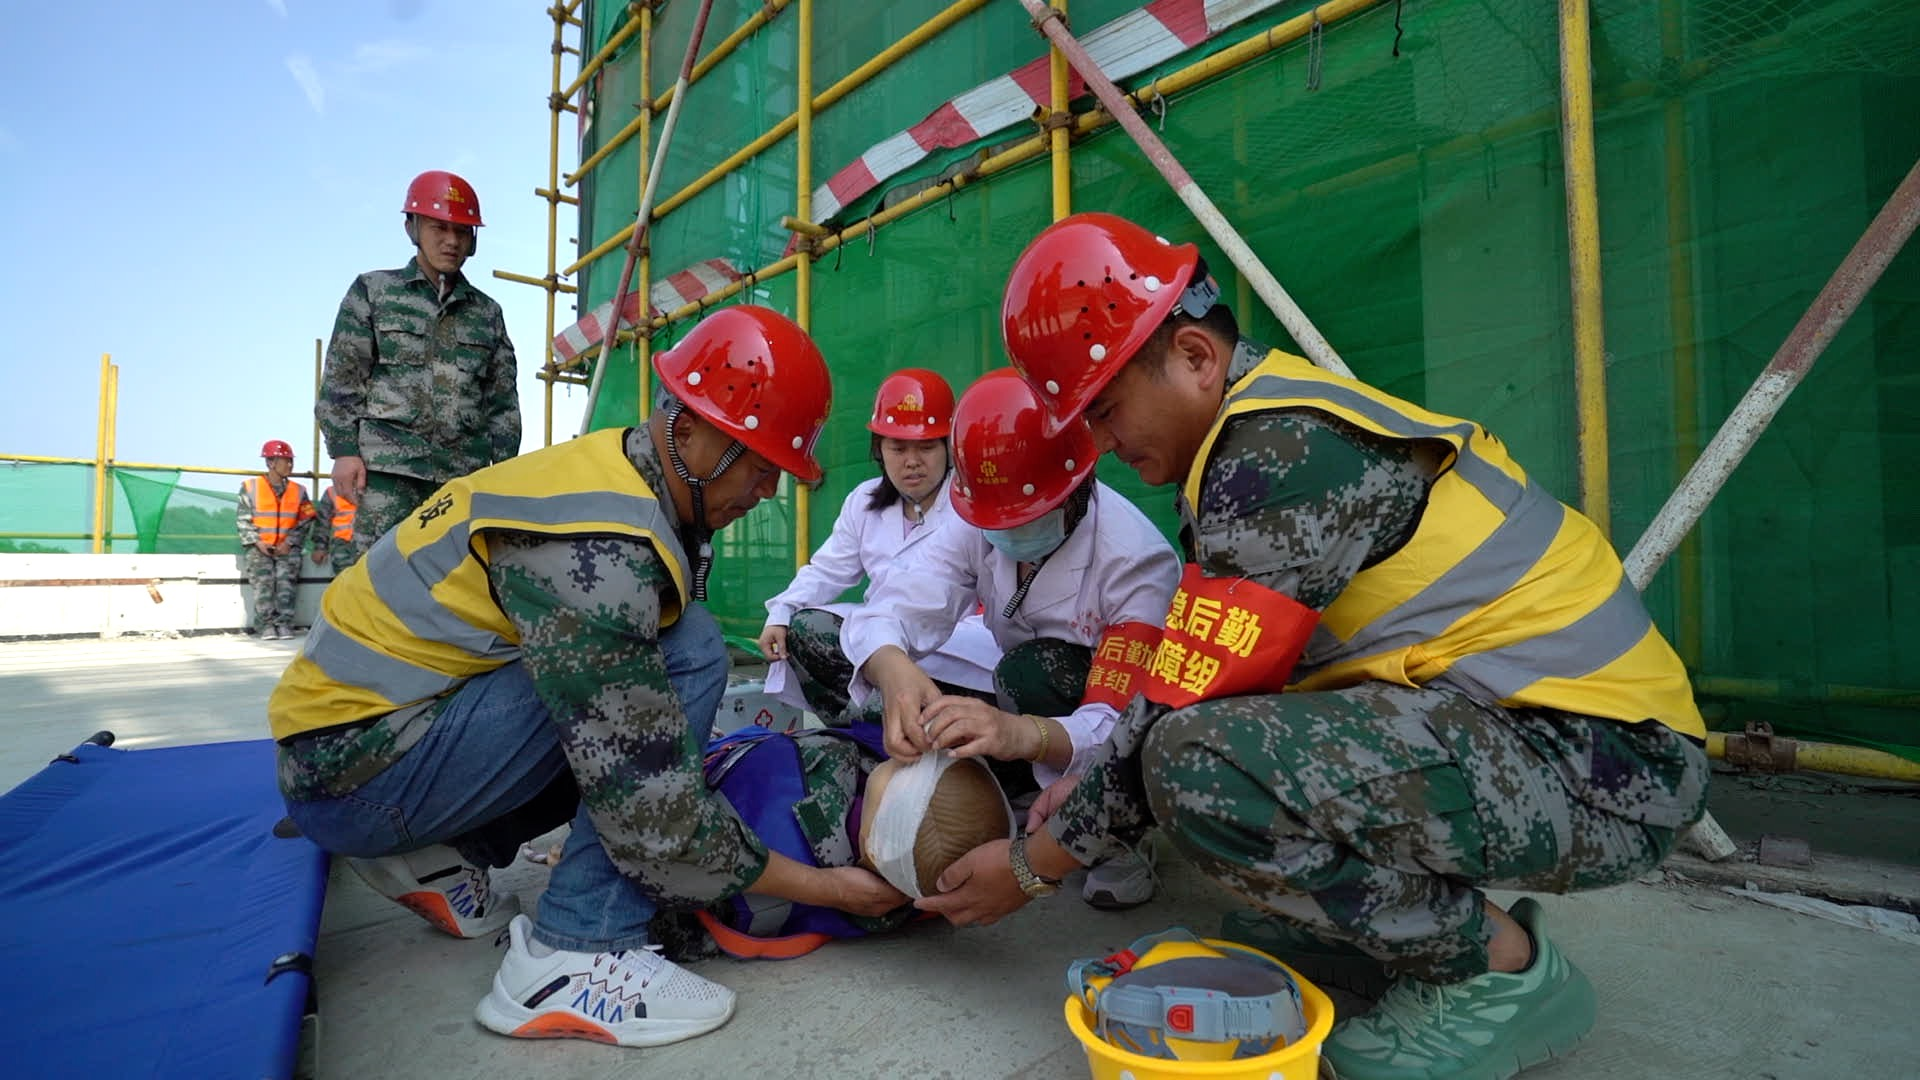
[1139,564,1319,708]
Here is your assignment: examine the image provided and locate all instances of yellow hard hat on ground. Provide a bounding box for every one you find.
[1070,928,1309,1062]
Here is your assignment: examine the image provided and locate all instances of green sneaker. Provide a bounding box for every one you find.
[1321,899,1596,1080]
[1218,910,1395,999]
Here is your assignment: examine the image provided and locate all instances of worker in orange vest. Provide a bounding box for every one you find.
[239,439,316,639]
[309,484,360,575]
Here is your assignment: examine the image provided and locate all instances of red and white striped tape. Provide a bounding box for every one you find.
[552,257,744,363]
[812,0,1282,220]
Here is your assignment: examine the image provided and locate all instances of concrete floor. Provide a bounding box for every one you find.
[3,633,1917,1080]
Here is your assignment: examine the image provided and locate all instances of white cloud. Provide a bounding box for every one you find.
[285,54,325,114]
[265,0,287,17]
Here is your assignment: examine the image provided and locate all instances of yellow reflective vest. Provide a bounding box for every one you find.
[1184,351,1703,737]
[269,428,690,741]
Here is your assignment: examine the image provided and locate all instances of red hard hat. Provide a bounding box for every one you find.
[403,170,484,227]
[653,306,832,483]
[261,439,294,459]
[949,368,1096,530]
[868,368,954,440]
[1002,212,1200,435]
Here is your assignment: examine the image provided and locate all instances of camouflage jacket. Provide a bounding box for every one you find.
[317,256,521,484]
[235,475,315,548]
[1048,339,1434,865]
[280,430,770,906]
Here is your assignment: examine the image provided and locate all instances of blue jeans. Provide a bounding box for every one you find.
[288,603,729,952]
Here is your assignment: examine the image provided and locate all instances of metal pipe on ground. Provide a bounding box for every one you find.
[580,0,718,435]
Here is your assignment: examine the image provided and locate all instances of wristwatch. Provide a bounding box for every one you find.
[1008,834,1061,899]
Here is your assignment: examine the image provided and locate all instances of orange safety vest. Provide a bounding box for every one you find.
[251,476,307,547]
[328,490,358,542]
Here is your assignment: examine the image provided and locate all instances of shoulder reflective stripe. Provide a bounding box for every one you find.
[468,491,689,576]
[1308,482,1565,670]
[1239,371,1481,448]
[362,530,517,660]
[303,617,463,706]
[1441,575,1653,702]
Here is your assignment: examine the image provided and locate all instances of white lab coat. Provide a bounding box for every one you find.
[843,482,1181,785]
[763,474,1000,701]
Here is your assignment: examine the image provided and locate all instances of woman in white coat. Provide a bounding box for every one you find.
[757,368,1000,722]
[845,369,1181,908]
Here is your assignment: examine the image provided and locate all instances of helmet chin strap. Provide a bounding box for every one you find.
[664,399,746,601]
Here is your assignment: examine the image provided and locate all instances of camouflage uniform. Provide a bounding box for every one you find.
[1047,341,1709,983]
[788,607,1018,725]
[236,476,313,634]
[308,487,359,574]
[279,430,769,908]
[316,256,521,554]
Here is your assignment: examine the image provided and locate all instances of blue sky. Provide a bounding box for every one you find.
[0,1,588,486]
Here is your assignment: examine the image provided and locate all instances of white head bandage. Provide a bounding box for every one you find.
[866,751,1015,899]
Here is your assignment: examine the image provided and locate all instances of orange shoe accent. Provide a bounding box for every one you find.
[694,909,833,960]
[511,1013,618,1044]
[395,891,462,937]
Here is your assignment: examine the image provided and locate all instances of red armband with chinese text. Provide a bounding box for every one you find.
[1079,621,1164,709]
[1140,564,1319,708]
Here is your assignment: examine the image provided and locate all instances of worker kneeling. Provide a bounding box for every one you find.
[268,307,908,1050]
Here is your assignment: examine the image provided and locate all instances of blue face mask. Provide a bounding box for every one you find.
[983,507,1067,562]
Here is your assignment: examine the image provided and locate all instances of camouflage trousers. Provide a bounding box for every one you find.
[783,608,1086,725]
[244,548,302,631]
[352,472,441,555]
[1142,681,1709,982]
[327,544,358,575]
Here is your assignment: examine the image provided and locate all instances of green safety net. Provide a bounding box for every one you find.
[566,0,1917,757]
[0,462,290,555]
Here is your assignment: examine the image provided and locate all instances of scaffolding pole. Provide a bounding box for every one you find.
[1048,0,1071,220]
[566,0,791,188]
[793,0,816,570]
[1559,0,1610,535]
[311,338,323,490]
[1029,0,1351,375]
[565,0,990,282]
[1624,155,1920,590]
[580,0,716,434]
[91,354,111,554]
[630,0,1381,340]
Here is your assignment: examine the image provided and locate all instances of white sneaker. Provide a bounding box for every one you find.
[475,914,736,1047]
[1082,844,1158,910]
[345,844,520,939]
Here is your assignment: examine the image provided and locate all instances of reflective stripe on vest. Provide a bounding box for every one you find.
[330,492,356,542]
[1182,351,1703,737]
[268,429,690,740]
[251,476,305,546]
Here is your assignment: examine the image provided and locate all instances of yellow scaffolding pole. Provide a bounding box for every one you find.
[631,0,1382,340]
[637,1,655,423]
[1559,0,1610,535]
[564,0,991,281]
[104,361,119,552]
[793,0,816,571]
[560,1,645,102]
[1049,0,1071,219]
[90,353,111,554]
[549,2,572,446]
[566,0,792,188]
[311,338,323,490]
[2,453,260,477]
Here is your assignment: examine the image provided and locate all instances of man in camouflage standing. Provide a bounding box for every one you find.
[317,170,521,554]
[270,307,906,1050]
[923,214,1711,1080]
[306,484,358,575]
[237,439,315,640]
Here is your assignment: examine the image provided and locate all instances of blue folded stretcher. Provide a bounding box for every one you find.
[0,736,329,1079]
